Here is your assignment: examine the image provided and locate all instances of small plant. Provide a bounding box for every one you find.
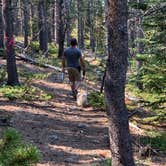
[140,131,166,151]
[0,128,41,166]
[48,43,58,54]
[30,41,40,52]
[88,91,105,109]
[0,67,6,82]
[0,48,5,57]
[105,158,112,166]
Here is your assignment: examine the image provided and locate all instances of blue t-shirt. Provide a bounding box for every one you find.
[64,47,82,68]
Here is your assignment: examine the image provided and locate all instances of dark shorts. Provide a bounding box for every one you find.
[67,67,81,82]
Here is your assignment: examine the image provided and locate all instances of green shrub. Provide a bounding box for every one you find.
[30,42,40,52]
[0,128,41,166]
[48,43,58,54]
[0,85,52,101]
[129,64,166,94]
[140,131,166,151]
[105,159,112,166]
[0,67,6,82]
[88,91,105,109]
[19,71,50,80]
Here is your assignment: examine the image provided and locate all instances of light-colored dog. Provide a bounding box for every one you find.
[77,90,88,107]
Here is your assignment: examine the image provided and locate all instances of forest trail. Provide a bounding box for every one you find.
[0,58,165,166]
[0,59,111,166]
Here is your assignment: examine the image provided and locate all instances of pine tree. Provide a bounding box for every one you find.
[3,0,19,86]
[104,0,135,165]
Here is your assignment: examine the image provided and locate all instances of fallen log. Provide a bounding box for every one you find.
[16,53,63,72]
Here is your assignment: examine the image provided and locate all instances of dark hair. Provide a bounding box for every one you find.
[70,38,77,46]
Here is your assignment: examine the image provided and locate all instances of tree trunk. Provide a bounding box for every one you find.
[3,0,19,86]
[65,0,71,47]
[14,0,22,36]
[23,0,29,48]
[38,0,48,56]
[104,0,135,165]
[136,0,144,90]
[48,3,53,43]
[90,0,96,53]
[136,18,144,90]
[57,0,66,58]
[0,0,4,50]
[54,0,59,44]
[77,0,84,49]
[105,0,111,57]
[30,3,37,40]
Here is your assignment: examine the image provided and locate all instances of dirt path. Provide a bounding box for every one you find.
[1,59,165,166]
[0,60,111,166]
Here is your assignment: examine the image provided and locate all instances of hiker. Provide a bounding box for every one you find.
[62,38,86,99]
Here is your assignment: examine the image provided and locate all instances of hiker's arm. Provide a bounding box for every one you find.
[80,56,86,76]
[62,55,66,73]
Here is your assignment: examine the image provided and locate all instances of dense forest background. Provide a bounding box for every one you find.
[0,0,165,166]
[0,0,165,95]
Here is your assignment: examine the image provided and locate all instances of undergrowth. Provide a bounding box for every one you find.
[126,84,165,125]
[88,91,105,109]
[140,131,166,151]
[0,128,41,166]
[0,85,52,101]
[0,67,6,82]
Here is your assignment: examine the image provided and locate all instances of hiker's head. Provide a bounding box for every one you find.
[70,38,77,47]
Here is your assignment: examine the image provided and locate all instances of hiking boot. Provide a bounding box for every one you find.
[72,90,78,100]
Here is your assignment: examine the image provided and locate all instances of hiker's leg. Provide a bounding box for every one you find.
[75,81,81,90]
[70,81,75,92]
[75,67,81,91]
[70,81,77,99]
[67,67,79,99]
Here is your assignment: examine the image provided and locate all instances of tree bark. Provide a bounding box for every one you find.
[30,3,37,40]
[57,0,66,58]
[54,0,59,44]
[90,0,96,53]
[48,2,53,43]
[23,0,29,48]
[38,0,48,56]
[104,0,135,165]
[77,0,84,49]
[65,0,71,47]
[3,0,19,86]
[136,0,144,90]
[14,0,22,36]
[0,0,4,50]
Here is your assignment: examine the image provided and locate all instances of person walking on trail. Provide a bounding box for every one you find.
[62,38,86,99]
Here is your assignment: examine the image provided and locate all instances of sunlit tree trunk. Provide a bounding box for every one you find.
[104,0,135,165]
[136,0,144,90]
[90,0,96,53]
[54,0,59,44]
[65,0,71,46]
[77,0,84,49]
[3,0,19,85]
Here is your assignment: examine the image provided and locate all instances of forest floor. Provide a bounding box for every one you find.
[0,57,165,166]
